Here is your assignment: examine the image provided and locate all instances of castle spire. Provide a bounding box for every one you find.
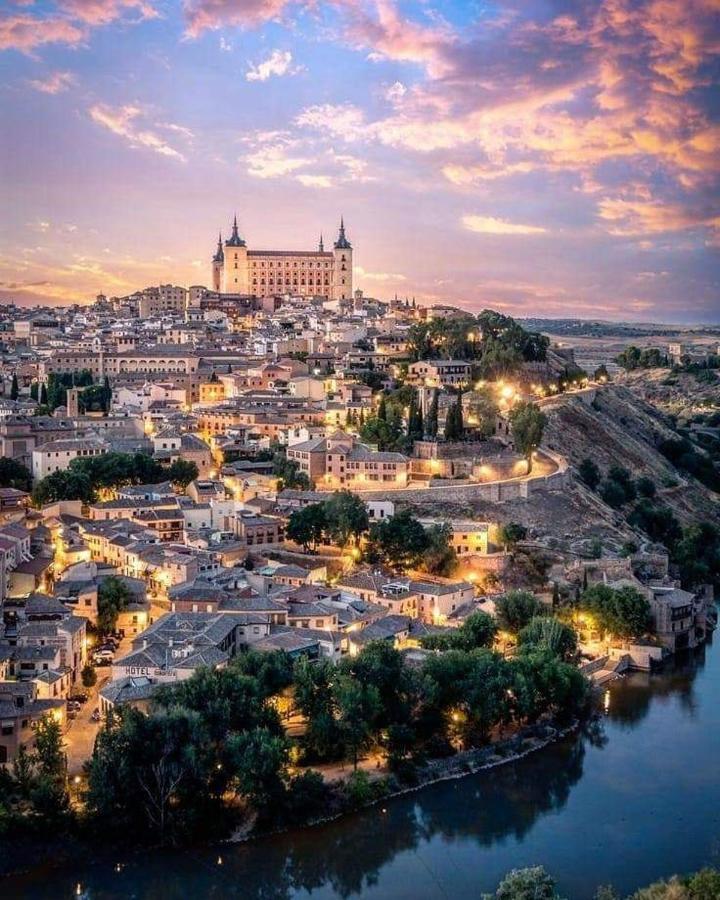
[319,233,324,253]
[225,214,246,248]
[213,232,224,263]
[334,216,351,250]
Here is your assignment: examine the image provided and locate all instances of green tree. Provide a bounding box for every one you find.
[293,657,344,762]
[226,727,288,814]
[578,458,601,490]
[494,590,543,633]
[499,522,527,547]
[580,583,651,640]
[444,396,464,441]
[599,478,628,508]
[482,866,563,900]
[0,457,32,492]
[97,576,132,634]
[365,509,429,571]
[30,715,69,818]
[166,459,199,490]
[10,372,19,401]
[426,389,439,438]
[85,706,216,844]
[335,676,381,770]
[672,522,720,590]
[685,868,720,900]
[81,664,97,689]
[466,385,499,439]
[323,490,369,547]
[518,616,578,662]
[406,391,423,444]
[32,470,95,506]
[509,402,547,473]
[422,523,458,576]
[286,503,327,552]
[636,476,657,499]
[421,612,497,651]
[39,382,48,406]
[30,381,39,401]
[272,452,311,490]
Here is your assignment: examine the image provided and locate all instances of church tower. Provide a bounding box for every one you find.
[211,233,224,292]
[333,217,352,301]
[224,215,249,294]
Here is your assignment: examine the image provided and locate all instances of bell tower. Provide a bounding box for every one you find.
[333,217,352,301]
[224,215,249,294]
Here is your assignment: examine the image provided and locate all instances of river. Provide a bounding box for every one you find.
[5,635,720,899]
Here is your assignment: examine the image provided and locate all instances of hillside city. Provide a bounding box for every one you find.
[0,225,719,866]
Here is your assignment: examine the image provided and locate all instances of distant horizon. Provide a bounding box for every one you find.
[1,286,718,331]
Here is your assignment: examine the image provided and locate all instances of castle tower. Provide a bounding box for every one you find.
[212,233,224,292]
[333,217,352,301]
[224,215,249,294]
[66,387,80,418]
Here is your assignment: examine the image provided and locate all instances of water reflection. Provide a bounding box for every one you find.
[5,638,717,900]
[606,643,706,728]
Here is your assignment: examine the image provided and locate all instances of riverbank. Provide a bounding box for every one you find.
[0,717,578,881]
[3,643,717,900]
[230,718,581,846]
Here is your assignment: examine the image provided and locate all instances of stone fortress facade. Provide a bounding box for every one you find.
[212,216,353,301]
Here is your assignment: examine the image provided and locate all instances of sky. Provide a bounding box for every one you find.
[0,0,718,323]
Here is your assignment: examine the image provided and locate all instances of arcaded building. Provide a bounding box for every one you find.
[211,216,353,301]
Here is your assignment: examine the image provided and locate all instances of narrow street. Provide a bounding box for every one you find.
[64,670,110,776]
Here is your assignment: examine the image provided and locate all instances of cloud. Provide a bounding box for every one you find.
[0,1,156,52]
[28,71,77,94]
[462,215,548,236]
[244,140,310,178]
[89,104,187,161]
[296,174,334,188]
[597,197,720,236]
[59,0,158,26]
[384,80,407,103]
[183,0,291,37]
[241,130,373,186]
[295,103,367,141]
[0,13,86,52]
[355,265,406,282]
[246,49,298,82]
[341,0,456,78]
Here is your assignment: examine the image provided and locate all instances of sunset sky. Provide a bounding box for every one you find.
[0,0,718,322]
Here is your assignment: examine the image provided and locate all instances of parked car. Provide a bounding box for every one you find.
[91,708,101,723]
[67,692,89,704]
[67,700,82,712]
[93,649,114,661]
[93,657,112,667]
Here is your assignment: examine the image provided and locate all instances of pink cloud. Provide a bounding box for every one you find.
[183,0,293,36]
[28,70,76,93]
[0,13,86,52]
[58,0,158,26]
[341,0,455,77]
[89,103,187,161]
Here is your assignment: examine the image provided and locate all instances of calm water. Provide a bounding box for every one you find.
[5,635,720,899]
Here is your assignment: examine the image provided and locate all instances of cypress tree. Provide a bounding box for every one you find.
[30,382,38,402]
[40,382,48,406]
[377,396,387,421]
[427,390,439,438]
[10,373,18,401]
[456,392,464,438]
